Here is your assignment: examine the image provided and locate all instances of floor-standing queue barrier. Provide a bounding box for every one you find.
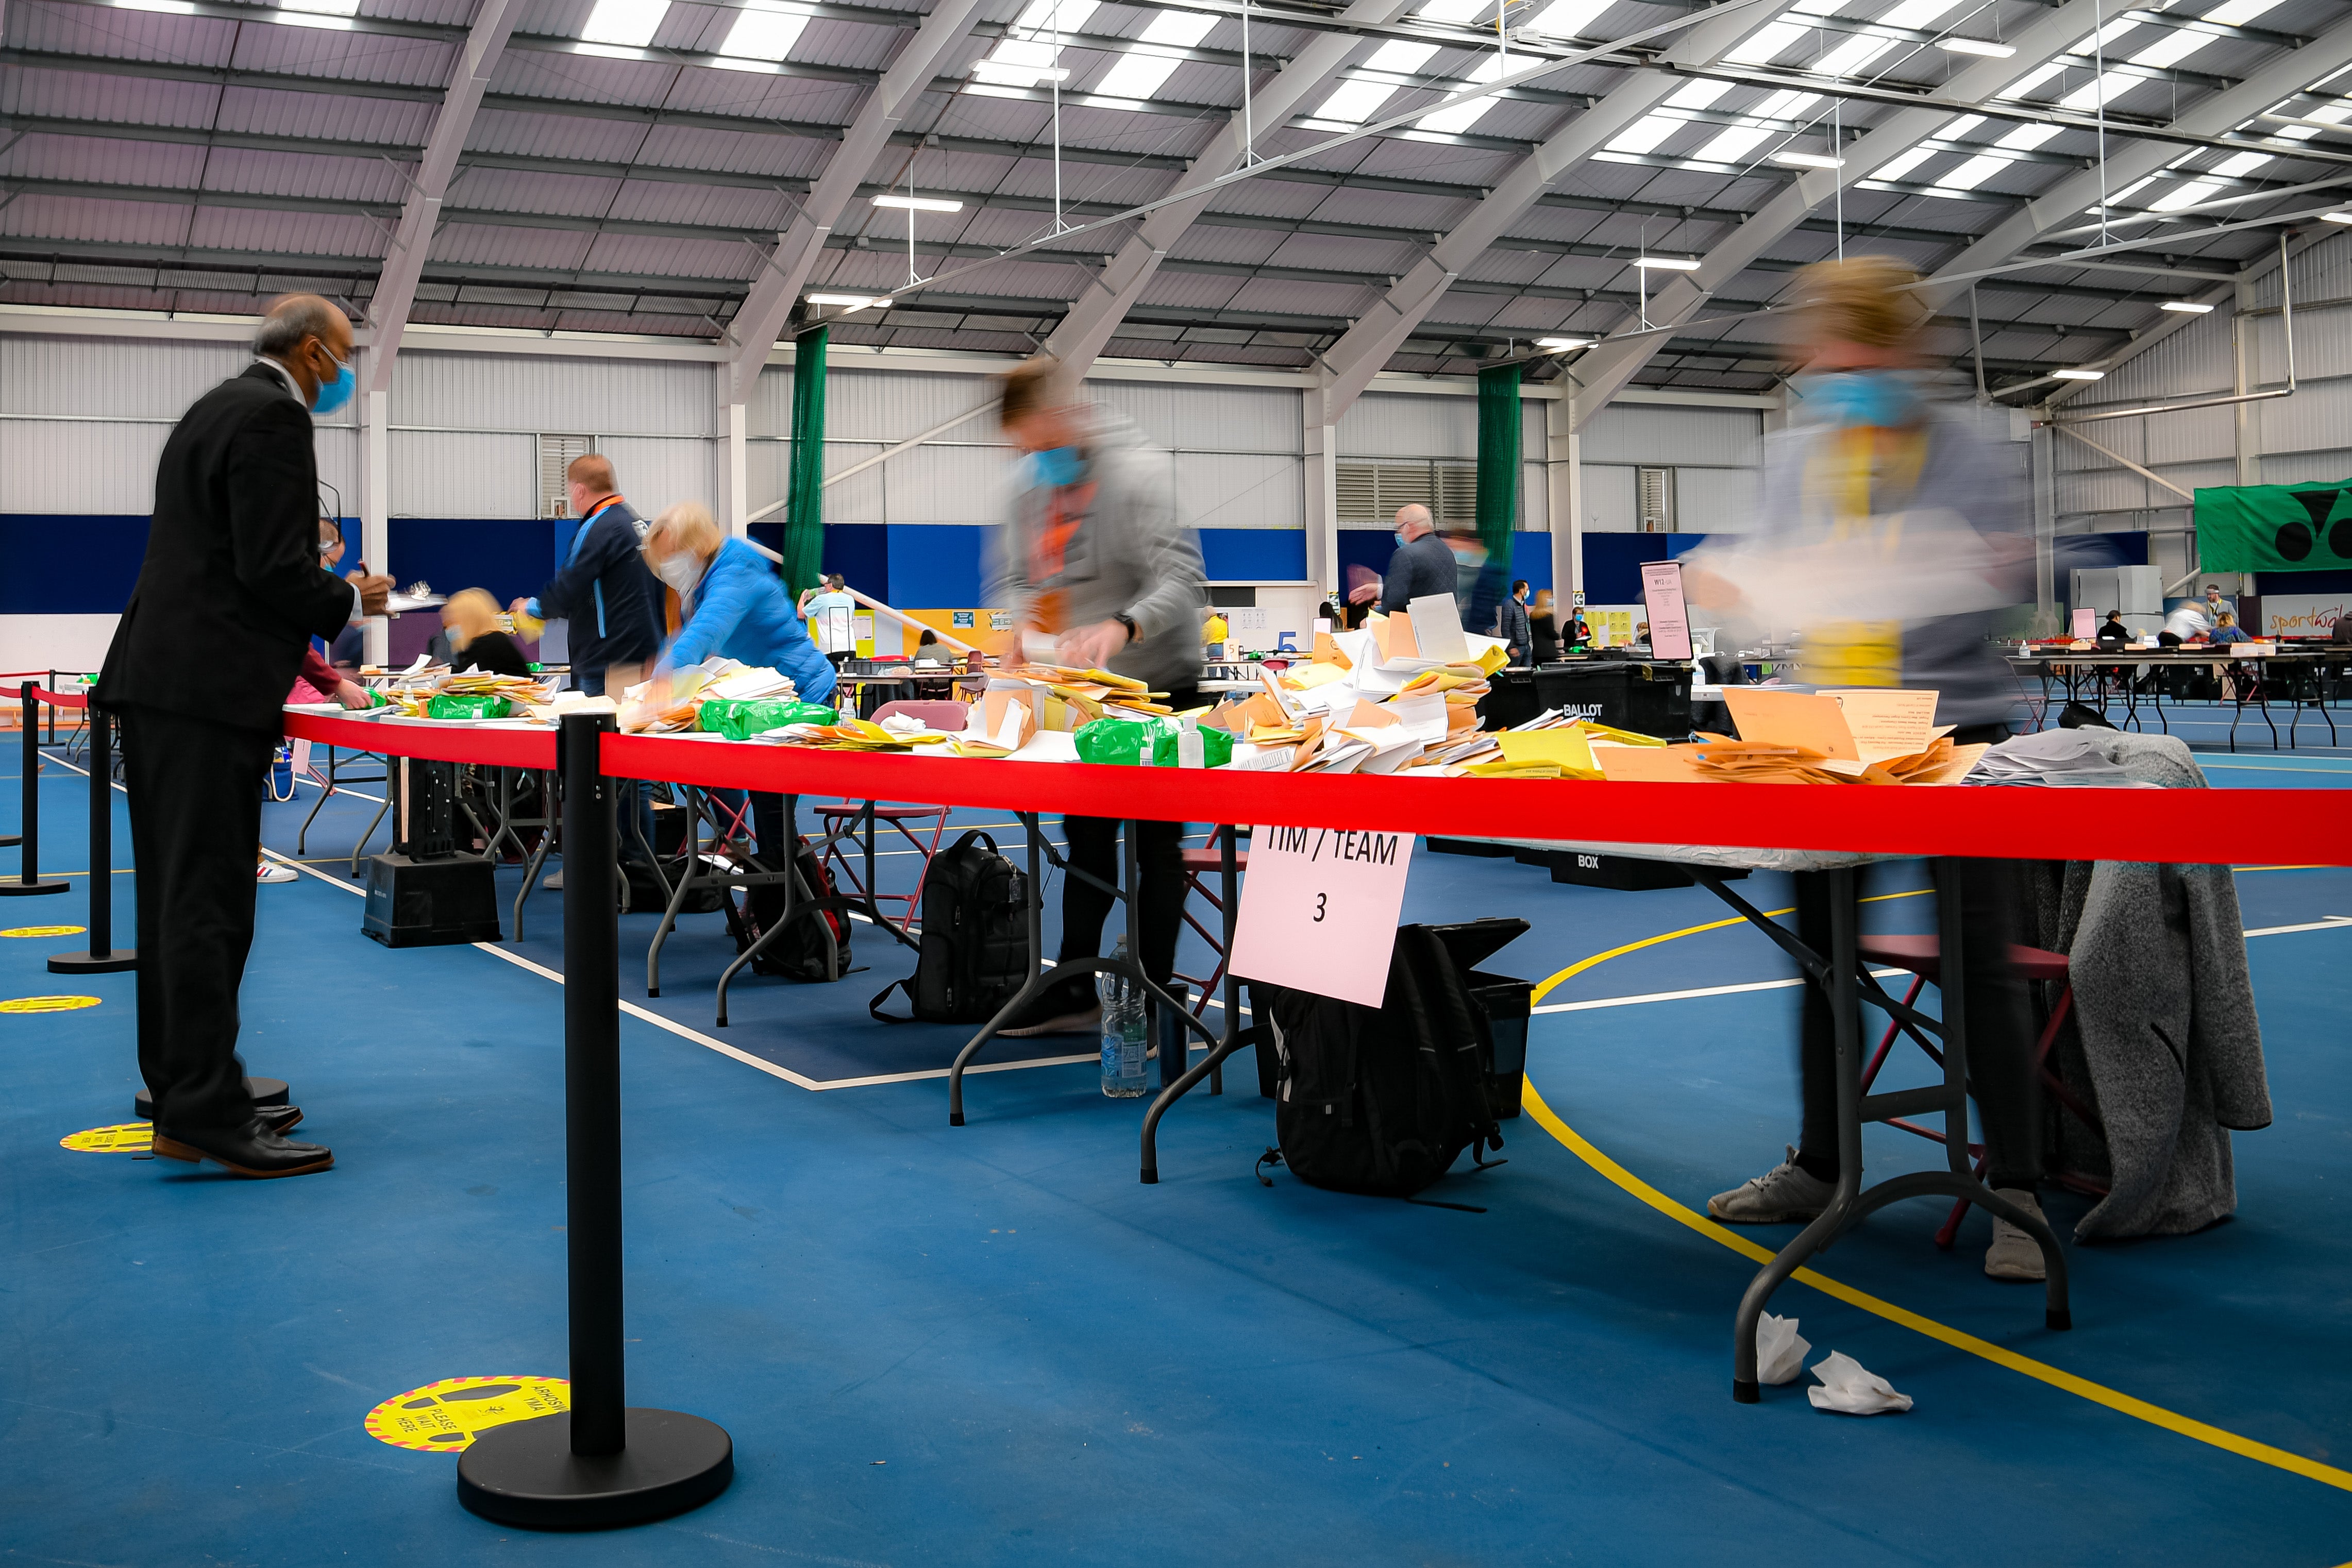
[4,680,68,898]
[28,685,136,974]
[282,705,2352,1440]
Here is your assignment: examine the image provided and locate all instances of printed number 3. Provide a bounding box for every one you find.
[1312,892,1327,922]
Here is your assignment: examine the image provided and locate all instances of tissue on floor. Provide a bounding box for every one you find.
[1756,1313,1810,1386]
[1806,1351,1914,1415]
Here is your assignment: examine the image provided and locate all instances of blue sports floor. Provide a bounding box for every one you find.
[4,718,2351,1566]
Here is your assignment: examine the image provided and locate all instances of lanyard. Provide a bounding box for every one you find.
[568,496,625,564]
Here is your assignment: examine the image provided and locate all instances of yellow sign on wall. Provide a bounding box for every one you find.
[364,1376,572,1452]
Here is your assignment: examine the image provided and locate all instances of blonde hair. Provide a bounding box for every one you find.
[1794,255,1927,351]
[645,501,723,558]
[444,587,501,649]
[2217,611,2237,626]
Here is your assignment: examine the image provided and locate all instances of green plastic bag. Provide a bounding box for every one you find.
[1072,716,1233,768]
[697,697,839,739]
[426,694,511,720]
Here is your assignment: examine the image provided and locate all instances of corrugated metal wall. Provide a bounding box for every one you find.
[1575,403,1766,534]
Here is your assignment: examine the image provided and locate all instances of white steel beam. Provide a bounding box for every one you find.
[363,0,525,392]
[1563,0,2111,425]
[1043,0,1419,379]
[723,0,988,408]
[1308,0,1793,425]
[1926,14,2352,299]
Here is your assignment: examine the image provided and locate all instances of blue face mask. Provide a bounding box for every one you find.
[1792,369,1919,429]
[1030,446,1083,488]
[311,354,356,416]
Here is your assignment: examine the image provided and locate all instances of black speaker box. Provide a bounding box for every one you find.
[362,852,502,947]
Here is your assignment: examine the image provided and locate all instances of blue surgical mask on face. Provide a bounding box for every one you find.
[1791,369,1919,429]
[1030,446,1083,487]
[311,353,356,415]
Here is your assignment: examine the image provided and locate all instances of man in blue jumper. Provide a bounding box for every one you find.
[510,453,665,880]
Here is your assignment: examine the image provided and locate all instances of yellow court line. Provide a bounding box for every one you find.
[1529,888,1932,1003]
[1520,1082,2352,1495]
[1521,899,2352,1497]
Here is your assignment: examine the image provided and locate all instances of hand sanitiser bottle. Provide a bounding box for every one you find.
[1099,936,1149,1098]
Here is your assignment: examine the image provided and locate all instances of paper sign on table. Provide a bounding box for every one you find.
[1639,561,1694,661]
[1230,824,1415,1007]
[1406,594,1470,664]
[1825,688,1941,761]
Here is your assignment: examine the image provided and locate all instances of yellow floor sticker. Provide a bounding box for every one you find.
[2,925,83,938]
[61,1123,152,1153]
[365,1376,570,1452]
[2,996,102,1014]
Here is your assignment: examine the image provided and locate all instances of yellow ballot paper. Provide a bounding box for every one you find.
[1497,727,1597,775]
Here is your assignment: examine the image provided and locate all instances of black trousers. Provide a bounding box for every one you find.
[1794,856,2041,1193]
[120,704,279,1131]
[1056,683,1200,989]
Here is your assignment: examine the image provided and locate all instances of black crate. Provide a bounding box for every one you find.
[1530,662,1693,738]
[1547,850,1746,891]
[362,852,502,948]
[1426,836,1517,858]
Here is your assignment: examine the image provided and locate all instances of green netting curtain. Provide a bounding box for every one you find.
[781,324,828,594]
[1475,362,1520,567]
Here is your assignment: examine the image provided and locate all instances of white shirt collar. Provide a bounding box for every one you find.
[251,356,306,404]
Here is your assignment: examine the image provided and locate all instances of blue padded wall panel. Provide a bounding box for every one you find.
[1200,528,1305,582]
[1580,533,1708,604]
[387,519,560,609]
[822,523,889,601]
[0,515,151,613]
[887,524,988,608]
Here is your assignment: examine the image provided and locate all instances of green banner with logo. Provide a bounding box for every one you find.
[2194,479,2352,571]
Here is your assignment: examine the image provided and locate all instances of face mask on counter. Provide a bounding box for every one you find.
[1790,369,1921,429]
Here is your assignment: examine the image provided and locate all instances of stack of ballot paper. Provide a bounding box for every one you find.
[1593,687,1987,786]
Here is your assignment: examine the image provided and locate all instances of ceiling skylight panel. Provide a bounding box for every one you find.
[2210,149,2271,176]
[971,0,1101,89]
[1875,0,1962,26]
[719,2,810,61]
[1606,79,1731,155]
[2204,0,2288,24]
[1094,10,1216,100]
[1809,33,1891,78]
[1995,123,2060,150]
[1936,153,2009,190]
[1311,39,1438,124]
[1727,22,1808,65]
[1871,146,1936,180]
[1417,54,1507,133]
[2123,28,2211,72]
[1523,0,1613,37]
[2057,70,2140,111]
[1011,0,1101,33]
[281,0,361,14]
[1416,0,1493,20]
[581,0,669,46]
[2151,178,2222,211]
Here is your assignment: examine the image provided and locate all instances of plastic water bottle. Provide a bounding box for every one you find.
[1099,936,1148,1098]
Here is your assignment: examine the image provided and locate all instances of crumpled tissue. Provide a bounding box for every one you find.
[1806,1351,1913,1415]
[878,712,929,738]
[1756,1313,1810,1386]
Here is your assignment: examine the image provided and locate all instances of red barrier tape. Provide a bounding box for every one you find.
[274,710,2352,868]
[29,687,87,711]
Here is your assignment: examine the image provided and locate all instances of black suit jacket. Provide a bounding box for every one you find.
[98,364,356,733]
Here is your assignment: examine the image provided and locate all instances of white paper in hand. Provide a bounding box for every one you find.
[1757,1313,1810,1386]
[1806,1352,1913,1414]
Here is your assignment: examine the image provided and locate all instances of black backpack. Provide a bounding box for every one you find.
[1257,925,1504,1204]
[869,830,1032,1024]
[726,840,852,983]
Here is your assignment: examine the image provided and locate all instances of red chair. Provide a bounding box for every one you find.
[813,802,950,937]
[1173,832,1248,1022]
[1856,933,2107,1247]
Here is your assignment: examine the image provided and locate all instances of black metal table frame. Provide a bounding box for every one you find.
[1685,859,2072,1401]
[2016,652,2340,750]
[944,815,1242,1183]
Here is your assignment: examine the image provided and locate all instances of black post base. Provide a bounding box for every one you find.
[0,880,69,897]
[1733,1379,1760,1405]
[2047,1308,2072,1331]
[0,834,18,847]
[456,1410,733,1530]
[48,947,135,974]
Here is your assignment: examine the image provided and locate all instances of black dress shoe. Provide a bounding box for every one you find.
[153,1117,333,1178]
[255,1104,304,1136]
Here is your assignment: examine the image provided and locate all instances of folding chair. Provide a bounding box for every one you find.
[1855,932,2107,1249]
[813,802,950,938]
[1172,834,1249,1022]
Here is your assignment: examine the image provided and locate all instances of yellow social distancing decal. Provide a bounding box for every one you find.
[61,1123,153,1153]
[2,926,84,939]
[365,1376,570,1452]
[2,995,101,1014]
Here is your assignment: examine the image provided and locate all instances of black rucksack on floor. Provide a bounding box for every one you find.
[1258,924,1504,1203]
[726,840,851,982]
[870,830,1031,1024]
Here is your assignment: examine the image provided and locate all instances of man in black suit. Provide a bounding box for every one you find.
[97,295,391,1178]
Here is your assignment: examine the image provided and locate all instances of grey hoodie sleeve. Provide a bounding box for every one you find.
[1113,445,1205,642]
[983,485,1035,630]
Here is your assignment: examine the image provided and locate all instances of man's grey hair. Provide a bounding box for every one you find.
[254,297,348,359]
[1395,503,1433,529]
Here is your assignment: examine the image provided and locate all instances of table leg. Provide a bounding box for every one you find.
[949,812,1049,1126]
[645,784,703,998]
[514,771,556,942]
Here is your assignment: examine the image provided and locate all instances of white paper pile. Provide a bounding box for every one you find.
[1806,1352,1913,1415]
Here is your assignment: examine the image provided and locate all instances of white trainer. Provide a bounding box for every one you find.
[1707,1147,1835,1224]
[1984,1188,2050,1281]
[256,861,299,884]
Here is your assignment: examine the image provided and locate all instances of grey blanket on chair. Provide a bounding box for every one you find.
[2027,733,2273,1239]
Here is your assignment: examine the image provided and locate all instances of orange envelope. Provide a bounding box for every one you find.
[1722,687,1859,761]
[1371,611,1418,663]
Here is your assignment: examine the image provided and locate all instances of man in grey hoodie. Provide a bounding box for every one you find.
[984,357,1208,1036]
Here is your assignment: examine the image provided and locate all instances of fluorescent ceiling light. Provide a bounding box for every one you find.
[1537,336,1591,350]
[2053,368,2106,380]
[1635,256,1701,271]
[581,0,669,47]
[2160,300,2214,313]
[1938,37,2015,57]
[273,11,356,25]
[807,293,884,311]
[1771,150,1845,169]
[2320,211,2352,225]
[720,2,810,62]
[871,194,963,212]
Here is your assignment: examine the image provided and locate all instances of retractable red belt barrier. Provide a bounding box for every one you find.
[279,710,2351,868]
[30,687,86,711]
